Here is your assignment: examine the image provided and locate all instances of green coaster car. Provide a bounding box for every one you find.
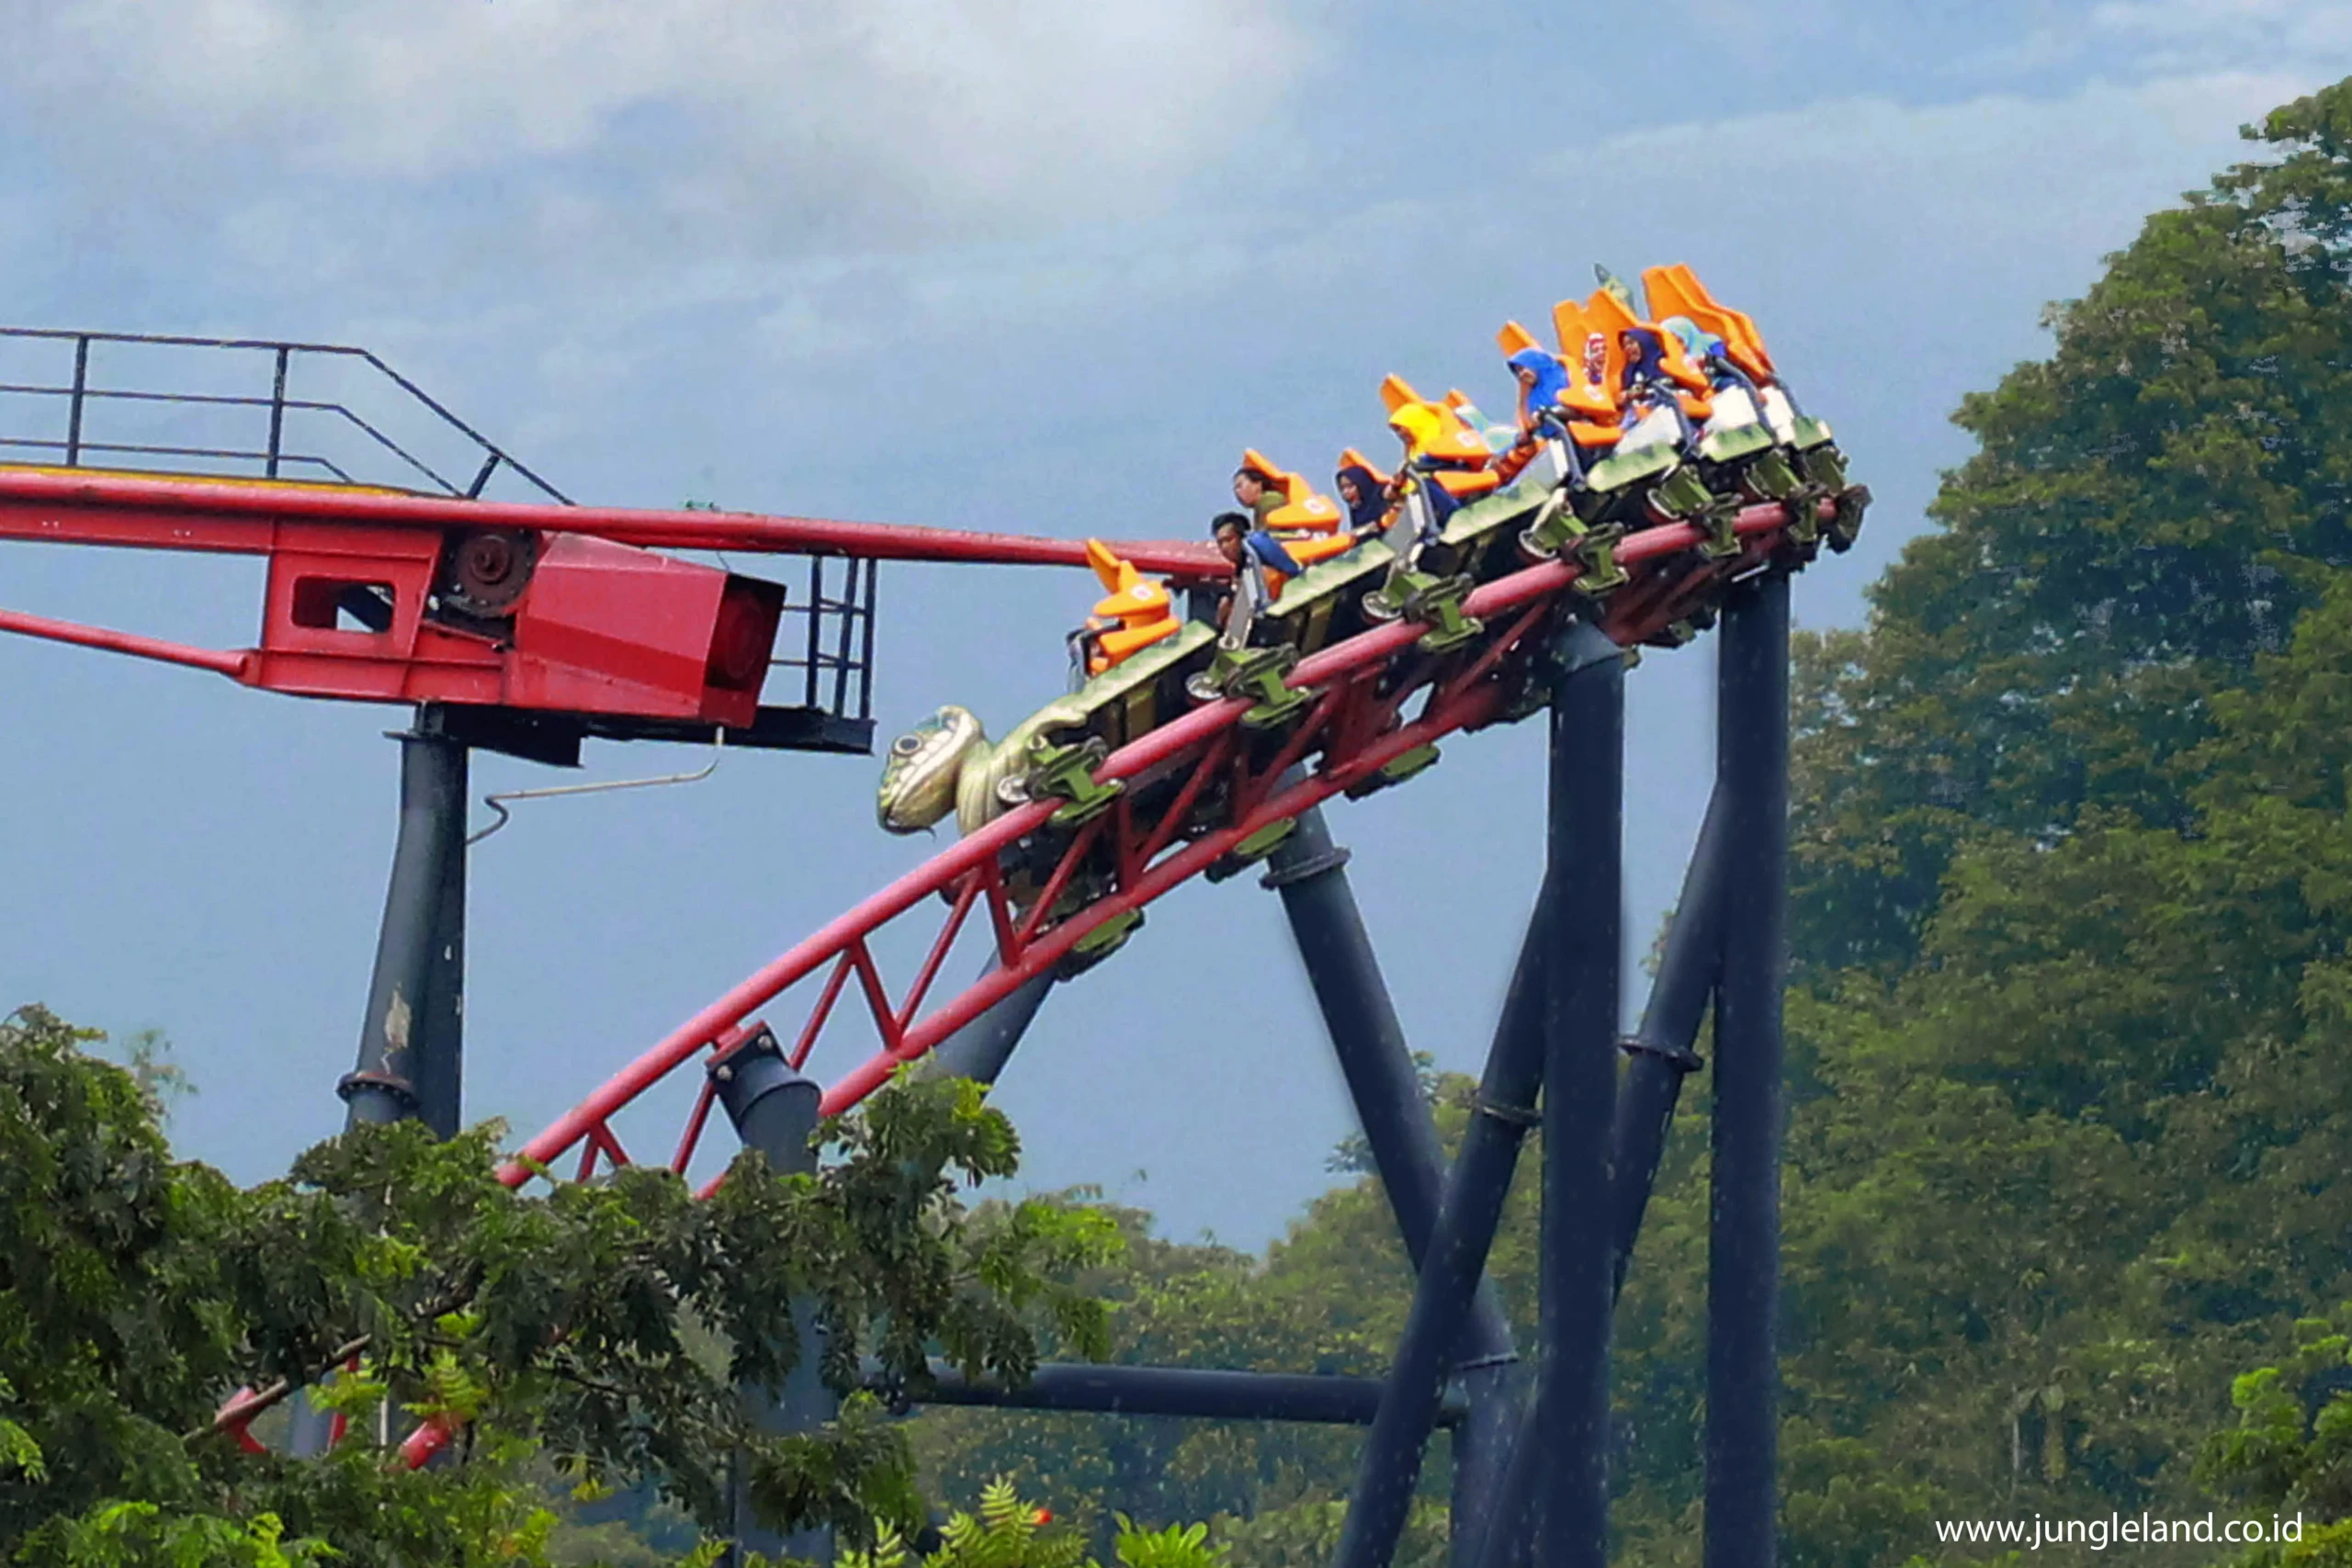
[876,620,1219,842]
[1418,476,1555,585]
[1251,536,1398,660]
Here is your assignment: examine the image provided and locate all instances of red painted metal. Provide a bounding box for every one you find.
[237,529,785,721]
[484,501,1811,1191]
[1012,816,1110,951]
[671,1077,720,1175]
[0,604,254,678]
[221,1397,269,1455]
[0,462,1227,723]
[1136,727,1234,866]
[4,520,787,720]
[809,682,1498,1122]
[0,466,1228,577]
[896,876,985,1032]
[357,497,1821,1468]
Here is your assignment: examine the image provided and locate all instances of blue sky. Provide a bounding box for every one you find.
[3,0,2348,1248]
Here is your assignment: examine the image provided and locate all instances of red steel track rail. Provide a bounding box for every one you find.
[0,466,1227,577]
[502,501,1813,1189]
[217,497,1817,1462]
[0,463,1228,718]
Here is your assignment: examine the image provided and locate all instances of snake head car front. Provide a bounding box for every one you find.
[877,705,984,834]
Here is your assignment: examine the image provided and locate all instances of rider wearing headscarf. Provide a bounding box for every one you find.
[1614,325,1698,448]
[1617,327,1679,399]
[1662,315,1751,394]
[1494,345,1575,484]
[1335,461,1391,535]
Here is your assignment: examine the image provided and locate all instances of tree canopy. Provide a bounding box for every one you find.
[0,1005,1119,1565]
[908,74,2352,1568]
[18,72,2352,1568]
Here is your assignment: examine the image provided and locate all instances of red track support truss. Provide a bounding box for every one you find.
[495,502,1815,1194]
[211,497,1825,1462]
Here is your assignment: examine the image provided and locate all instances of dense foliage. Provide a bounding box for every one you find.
[0,1006,1118,1564]
[910,75,2352,1568]
[16,72,2352,1568]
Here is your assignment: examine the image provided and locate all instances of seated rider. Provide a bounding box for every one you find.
[1064,538,1182,684]
[1487,345,1577,484]
[1232,462,1288,530]
[1363,403,1465,621]
[1391,404,1464,528]
[1209,510,1303,650]
[1614,325,1700,451]
[1663,313,1780,435]
[1641,264,1842,494]
[1335,457,1395,536]
[1511,345,1574,434]
[1663,315,1736,384]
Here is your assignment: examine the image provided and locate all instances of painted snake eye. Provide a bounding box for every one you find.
[892,734,923,756]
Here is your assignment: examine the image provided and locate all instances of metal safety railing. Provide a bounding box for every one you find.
[0,327,886,727]
[772,553,877,723]
[0,328,570,502]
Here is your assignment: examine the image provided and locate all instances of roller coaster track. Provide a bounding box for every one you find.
[200,495,1820,1462]
[494,498,1818,1191]
[67,328,1840,1533]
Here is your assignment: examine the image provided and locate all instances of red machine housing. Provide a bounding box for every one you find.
[0,466,1222,745]
[254,524,784,725]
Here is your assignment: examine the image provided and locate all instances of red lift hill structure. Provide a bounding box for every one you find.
[2,319,1864,1568]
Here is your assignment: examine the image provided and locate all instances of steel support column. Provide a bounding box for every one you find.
[1707,570,1791,1568]
[715,1031,831,1568]
[1330,881,1552,1568]
[1611,786,1724,1294]
[302,712,469,1457]
[885,1360,1468,1427]
[337,710,468,1137]
[922,967,1055,1088]
[1464,789,1724,1568]
[1533,623,1622,1568]
[1261,807,1521,1566]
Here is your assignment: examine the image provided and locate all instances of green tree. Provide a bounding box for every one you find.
[0,1005,1121,1564]
[1791,78,2352,981]
[2198,1307,2352,1565]
[842,1478,1227,1568]
[904,74,2352,1568]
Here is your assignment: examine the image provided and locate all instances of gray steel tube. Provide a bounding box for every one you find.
[304,721,469,1458]
[717,1035,831,1568]
[1261,806,1522,1564]
[922,967,1055,1088]
[1533,626,1621,1568]
[1706,570,1791,1568]
[1611,787,1725,1295]
[1330,885,1552,1568]
[339,718,468,1136]
[1467,785,1731,1568]
[884,1359,1468,1427]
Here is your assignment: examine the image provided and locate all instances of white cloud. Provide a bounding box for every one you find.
[2091,0,2352,46]
[6,1,2348,525]
[1554,67,2325,266]
[10,0,1308,249]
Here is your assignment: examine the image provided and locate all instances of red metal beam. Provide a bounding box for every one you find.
[813,682,1499,1120]
[0,467,1229,579]
[0,604,253,678]
[488,500,1815,1189]
[392,498,1826,1468]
